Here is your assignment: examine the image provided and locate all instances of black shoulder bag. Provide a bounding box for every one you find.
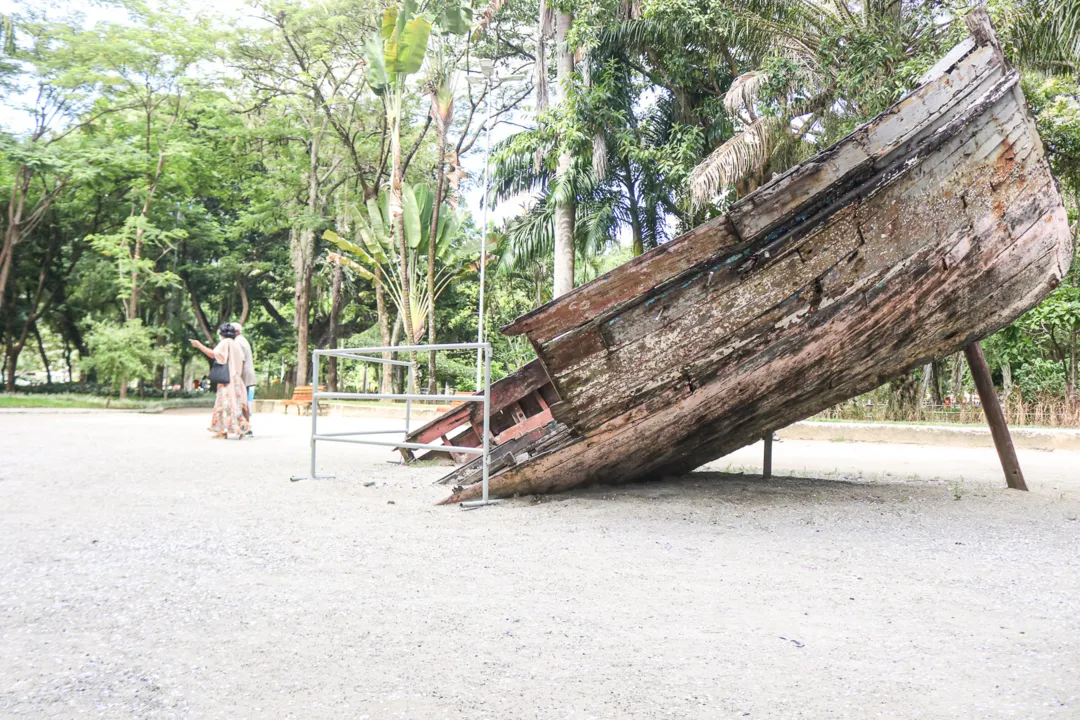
[209,342,231,386]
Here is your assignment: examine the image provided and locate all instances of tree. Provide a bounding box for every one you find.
[325,183,472,358]
[0,15,123,319]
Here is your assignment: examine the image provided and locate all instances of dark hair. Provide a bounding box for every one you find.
[219,323,237,339]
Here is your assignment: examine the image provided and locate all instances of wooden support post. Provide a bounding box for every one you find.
[763,433,773,479]
[964,341,1028,491]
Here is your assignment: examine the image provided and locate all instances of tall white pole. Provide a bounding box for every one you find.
[476,81,493,391]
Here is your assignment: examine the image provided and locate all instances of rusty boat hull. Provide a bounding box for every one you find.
[440,14,1075,503]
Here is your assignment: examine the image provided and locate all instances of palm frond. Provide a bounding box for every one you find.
[724,71,768,119]
[689,115,784,207]
[1005,0,1080,74]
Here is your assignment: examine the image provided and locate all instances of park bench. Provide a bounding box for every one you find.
[282,385,325,415]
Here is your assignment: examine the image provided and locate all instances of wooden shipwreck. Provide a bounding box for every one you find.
[430,12,1074,503]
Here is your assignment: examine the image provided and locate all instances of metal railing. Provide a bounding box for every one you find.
[290,342,500,507]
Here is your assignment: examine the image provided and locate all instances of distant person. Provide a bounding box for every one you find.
[190,324,251,439]
[232,322,256,436]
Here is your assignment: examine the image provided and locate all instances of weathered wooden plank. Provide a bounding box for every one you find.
[501,215,741,343]
[405,358,553,446]
[918,37,977,84]
[435,421,564,487]
[549,210,863,430]
[863,49,1003,160]
[465,358,554,426]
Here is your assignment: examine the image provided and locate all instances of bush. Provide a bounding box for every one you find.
[14,381,205,399]
[80,320,168,392]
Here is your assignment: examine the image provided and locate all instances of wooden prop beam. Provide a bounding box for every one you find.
[763,433,773,479]
[964,341,1028,491]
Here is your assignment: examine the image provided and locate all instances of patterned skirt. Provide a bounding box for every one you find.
[209,375,251,437]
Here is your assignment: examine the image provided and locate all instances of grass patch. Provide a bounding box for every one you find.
[0,393,214,411]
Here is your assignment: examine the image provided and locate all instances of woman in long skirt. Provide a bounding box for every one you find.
[190,323,251,439]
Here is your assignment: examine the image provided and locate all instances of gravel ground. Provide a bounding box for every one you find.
[1,409,1079,719]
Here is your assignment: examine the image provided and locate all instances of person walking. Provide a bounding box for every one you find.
[232,322,256,435]
[190,323,251,439]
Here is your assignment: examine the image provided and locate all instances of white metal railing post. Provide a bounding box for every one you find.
[483,343,492,502]
[309,349,319,478]
[404,360,414,437]
[462,342,501,507]
[292,343,501,508]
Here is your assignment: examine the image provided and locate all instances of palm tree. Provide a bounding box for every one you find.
[325,184,474,354]
[552,10,576,297]
[363,0,433,358]
[688,0,1080,206]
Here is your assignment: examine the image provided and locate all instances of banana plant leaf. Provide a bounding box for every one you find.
[402,185,422,251]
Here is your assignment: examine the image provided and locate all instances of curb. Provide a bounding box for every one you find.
[0,407,167,415]
[784,421,1080,452]
[253,399,444,422]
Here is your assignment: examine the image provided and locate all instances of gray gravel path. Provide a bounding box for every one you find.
[1,410,1078,719]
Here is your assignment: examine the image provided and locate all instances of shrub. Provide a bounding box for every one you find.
[80,320,167,392]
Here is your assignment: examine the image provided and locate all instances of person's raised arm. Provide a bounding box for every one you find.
[189,339,216,361]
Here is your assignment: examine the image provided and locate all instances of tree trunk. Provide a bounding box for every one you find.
[389,93,417,366]
[294,117,327,387]
[294,245,313,385]
[951,353,964,403]
[64,338,73,383]
[0,235,16,319]
[1067,325,1075,405]
[552,11,576,299]
[0,166,32,318]
[390,313,403,395]
[375,267,393,395]
[238,276,250,324]
[33,321,50,385]
[930,360,945,405]
[127,143,171,322]
[920,362,932,405]
[427,133,448,393]
[1001,361,1013,404]
[327,262,343,392]
[5,347,17,393]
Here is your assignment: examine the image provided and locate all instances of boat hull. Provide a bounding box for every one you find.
[442,19,1074,503]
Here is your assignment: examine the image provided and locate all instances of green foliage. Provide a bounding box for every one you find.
[80,320,167,391]
[364,0,434,94]
[324,183,476,342]
[88,217,185,302]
